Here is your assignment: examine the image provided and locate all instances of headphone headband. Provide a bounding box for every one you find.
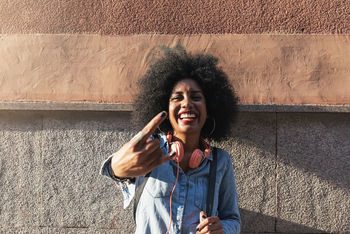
[166,132,211,158]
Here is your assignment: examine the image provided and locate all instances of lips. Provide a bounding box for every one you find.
[178,110,198,124]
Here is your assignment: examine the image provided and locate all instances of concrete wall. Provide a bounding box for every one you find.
[0,0,349,105]
[0,110,349,233]
[1,0,349,233]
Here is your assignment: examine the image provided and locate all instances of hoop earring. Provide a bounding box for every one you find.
[157,116,169,135]
[207,117,216,138]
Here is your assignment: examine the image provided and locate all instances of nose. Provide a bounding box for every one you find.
[181,95,193,108]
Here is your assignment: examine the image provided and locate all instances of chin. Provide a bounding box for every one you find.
[171,118,205,136]
[176,125,202,135]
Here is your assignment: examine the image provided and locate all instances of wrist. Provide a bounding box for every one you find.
[107,158,135,183]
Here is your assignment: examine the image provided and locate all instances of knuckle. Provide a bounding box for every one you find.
[133,145,142,153]
[144,126,151,133]
[153,138,161,147]
[133,153,144,164]
[132,144,140,150]
[129,145,138,152]
[147,139,160,148]
[146,140,161,152]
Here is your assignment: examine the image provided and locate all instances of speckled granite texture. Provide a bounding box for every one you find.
[0,111,349,233]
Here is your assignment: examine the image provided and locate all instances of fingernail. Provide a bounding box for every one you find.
[170,151,176,158]
[160,111,166,117]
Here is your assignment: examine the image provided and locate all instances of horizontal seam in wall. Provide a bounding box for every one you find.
[0,101,349,113]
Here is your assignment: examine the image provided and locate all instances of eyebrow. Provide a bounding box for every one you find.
[171,90,203,95]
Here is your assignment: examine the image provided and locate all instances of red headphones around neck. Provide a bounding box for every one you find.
[166,132,211,168]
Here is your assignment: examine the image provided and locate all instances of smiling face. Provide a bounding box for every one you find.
[168,79,207,138]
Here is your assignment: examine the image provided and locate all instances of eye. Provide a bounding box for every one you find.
[191,95,202,101]
[170,95,183,101]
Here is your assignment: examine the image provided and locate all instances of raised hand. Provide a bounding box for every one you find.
[111,111,172,178]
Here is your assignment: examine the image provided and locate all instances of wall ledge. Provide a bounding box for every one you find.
[0,102,349,113]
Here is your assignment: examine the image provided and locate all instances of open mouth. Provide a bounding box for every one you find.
[178,111,198,124]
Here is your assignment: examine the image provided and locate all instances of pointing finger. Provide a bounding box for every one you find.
[131,111,167,146]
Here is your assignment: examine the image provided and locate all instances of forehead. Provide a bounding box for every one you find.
[171,79,202,93]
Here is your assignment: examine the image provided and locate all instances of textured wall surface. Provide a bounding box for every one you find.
[0,111,349,233]
[1,0,349,34]
[0,34,349,105]
[1,0,349,106]
[1,0,349,233]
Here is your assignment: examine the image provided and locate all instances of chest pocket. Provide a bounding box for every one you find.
[144,166,175,198]
[195,177,208,210]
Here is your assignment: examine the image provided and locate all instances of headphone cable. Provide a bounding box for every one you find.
[165,159,180,234]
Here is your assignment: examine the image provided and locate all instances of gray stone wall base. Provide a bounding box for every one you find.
[0,111,349,233]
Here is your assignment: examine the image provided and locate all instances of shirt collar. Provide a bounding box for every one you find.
[158,133,213,161]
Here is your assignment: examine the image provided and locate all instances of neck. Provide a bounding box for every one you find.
[173,132,201,153]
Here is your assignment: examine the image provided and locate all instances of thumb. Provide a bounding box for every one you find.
[200,211,207,222]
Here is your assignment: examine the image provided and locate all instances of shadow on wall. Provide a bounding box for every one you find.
[276,113,350,190]
[240,209,326,233]
[230,112,350,190]
[225,112,350,232]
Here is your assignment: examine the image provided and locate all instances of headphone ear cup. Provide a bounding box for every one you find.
[170,141,184,163]
[189,149,204,169]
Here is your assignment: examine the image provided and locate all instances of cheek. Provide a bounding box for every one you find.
[168,104,177,123]
[168,104,175,116]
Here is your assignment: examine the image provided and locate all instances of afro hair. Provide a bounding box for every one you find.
[132,45,238,141]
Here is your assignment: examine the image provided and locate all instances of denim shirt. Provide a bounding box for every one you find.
[100,134,241,234]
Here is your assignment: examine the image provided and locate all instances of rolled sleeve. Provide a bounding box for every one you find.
[100,155,136,209]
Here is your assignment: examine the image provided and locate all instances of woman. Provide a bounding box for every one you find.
[101,46,241,233]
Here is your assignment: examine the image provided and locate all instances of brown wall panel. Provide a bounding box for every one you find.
[1,0,349,34]
[0,34,349,105]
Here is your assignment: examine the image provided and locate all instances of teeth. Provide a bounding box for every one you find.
[179,113,196,119]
